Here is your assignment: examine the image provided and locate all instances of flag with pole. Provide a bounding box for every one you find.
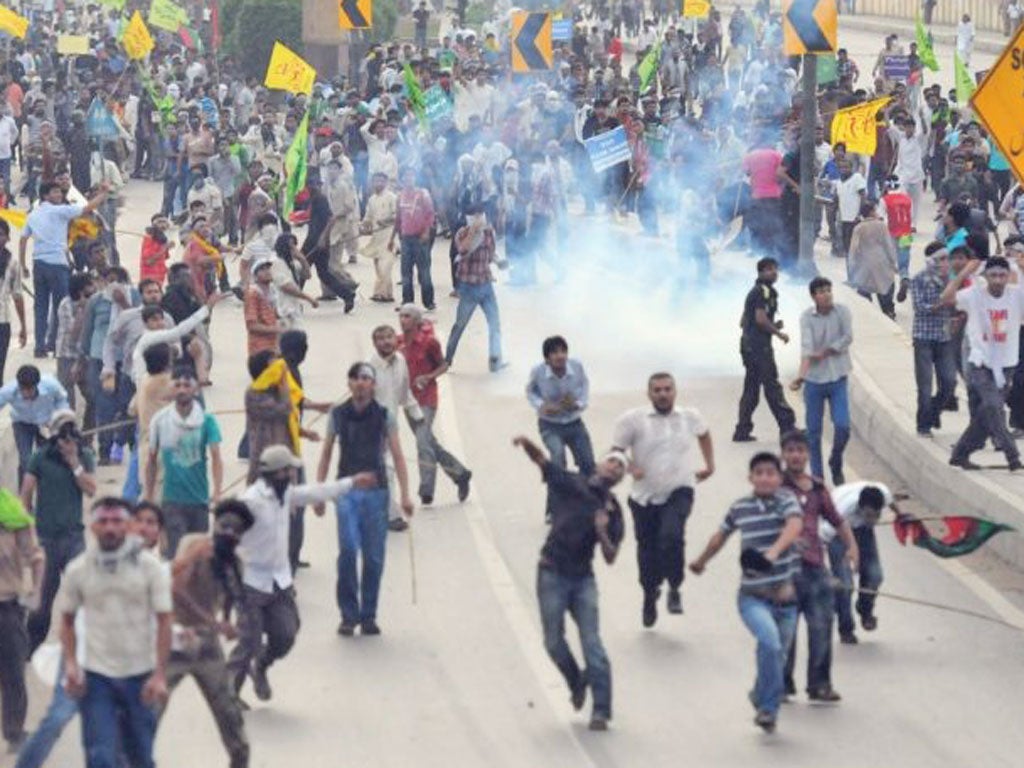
[894,514,1014,558]
[637,42,661,94]
[954,51,975,104]
[915,15,939,71]
[283,111,309,217]
[403,63,427,127]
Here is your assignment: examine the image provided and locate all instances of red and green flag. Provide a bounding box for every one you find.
[894,514,1013,558]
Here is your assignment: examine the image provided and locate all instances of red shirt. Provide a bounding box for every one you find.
[743,148,782,199]
[883,191,913,238]
[399,322,444,409]
[396,188,435,237]
[139,235,168,285]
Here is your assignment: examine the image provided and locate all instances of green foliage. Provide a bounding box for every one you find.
[367,0,399,44]
[230,0,303,77]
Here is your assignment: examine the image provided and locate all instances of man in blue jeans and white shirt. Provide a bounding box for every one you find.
[58,496,172,768]
[316,363,414,637]
[18,180,109,357]
[512,434,626,732]
[526,335,595,479]
[790,276,854,484]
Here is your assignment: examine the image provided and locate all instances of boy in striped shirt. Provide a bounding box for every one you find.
[689,452,803,733]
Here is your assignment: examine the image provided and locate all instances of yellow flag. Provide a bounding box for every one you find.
[148,0,188,32]
[830,97,891,156]
[264,41,316,96]
[57,35,91,55]
[68,217,100,247]
[0,208,28,230]
[0,7,30,38]
[123,11,155,60]
[683,0,710,18]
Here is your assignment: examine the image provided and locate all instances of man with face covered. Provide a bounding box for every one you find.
[231,446,376,700]
[512,435,626,732]
[160,499,253,766]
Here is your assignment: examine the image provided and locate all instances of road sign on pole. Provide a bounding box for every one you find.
[86,97,120,139]
[971,26,1024,183]
[783,0,837,56]
[511,11,553,72]
[338,0,371,29]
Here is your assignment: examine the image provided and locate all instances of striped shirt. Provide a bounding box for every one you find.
[721,490,802,592]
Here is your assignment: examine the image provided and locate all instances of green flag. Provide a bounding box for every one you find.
[283,111,309,217]
[954,50,975,104]
[403,63,427,127]
[817,54,838,85]
[915,15,939,72]
[638,42,661,94]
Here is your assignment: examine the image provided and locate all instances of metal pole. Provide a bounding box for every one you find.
[798,53,818,271]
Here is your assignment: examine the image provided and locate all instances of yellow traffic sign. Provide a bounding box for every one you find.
[338,0,372,29]
[511,11,553,72]
[783,0,837,56]
[971,25,1024,183]
[683,0,711,18]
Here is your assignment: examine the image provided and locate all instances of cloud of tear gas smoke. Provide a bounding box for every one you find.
[488,221,810,395]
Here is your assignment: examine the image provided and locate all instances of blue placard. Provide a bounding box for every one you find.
[882,55,910,81]
[86,97,120,139]
[584,125,631,173]
[551,19,572,41]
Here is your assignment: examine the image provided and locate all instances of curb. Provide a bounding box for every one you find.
[830,278,1024,566]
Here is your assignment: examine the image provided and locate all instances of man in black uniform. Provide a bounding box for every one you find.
[733,257,797,442]
[512,435,626,732]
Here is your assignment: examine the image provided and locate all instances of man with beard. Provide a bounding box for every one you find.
[512,436,626,732]
[231,446,376,701]
[57,496,172,768]
[161,499,254,766]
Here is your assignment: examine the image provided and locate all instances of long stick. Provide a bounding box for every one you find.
[837,584,1024,632]
[408,523,418,606]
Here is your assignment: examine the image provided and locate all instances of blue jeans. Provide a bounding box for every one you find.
[737,593,797,716]
[828,528,883,634]
[913,339,956,432]
[15,661,79,768]
[537,567,612,720]
[335,488,389,624]
[803,376,851,481]
[400,235,434,307]
[28,530,86,655]
[80,671,156,768]
[32,262,69,355]
[538,418,596,476]
[0,157,10,193]
[444,282,501,366]
[896,244,910,280]
[783,564,835,694]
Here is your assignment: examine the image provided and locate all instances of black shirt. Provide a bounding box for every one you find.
[740,279,779,349]
[328,399,390,482]
[539,463,624,579]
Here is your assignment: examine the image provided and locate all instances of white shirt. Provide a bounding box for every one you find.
[836,173,867,222]
[956,20,975,54]
[956,283,1024,385]
[612,405,709,504]
[239,477,354,592]
[890,125,926,184]
[822,481,893,542]
[367,351,423,422]
[0,115,17,160]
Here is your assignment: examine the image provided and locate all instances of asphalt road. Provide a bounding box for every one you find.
[4,18,1022,768]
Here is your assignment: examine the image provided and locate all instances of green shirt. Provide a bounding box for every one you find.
[150,405,222,505]
[27,442,95,538]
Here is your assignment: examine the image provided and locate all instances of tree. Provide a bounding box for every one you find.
[230,0,303,79]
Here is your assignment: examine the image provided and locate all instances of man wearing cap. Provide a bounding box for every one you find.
[398,304,472,506]
[0,364,70,484]
[232,446,376,699]
[244,257,283,356]
[160,499,253,766]
[57,496,172,768]
[316,363,414,636]
[512,435,626,732]
[20,409,95,655]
